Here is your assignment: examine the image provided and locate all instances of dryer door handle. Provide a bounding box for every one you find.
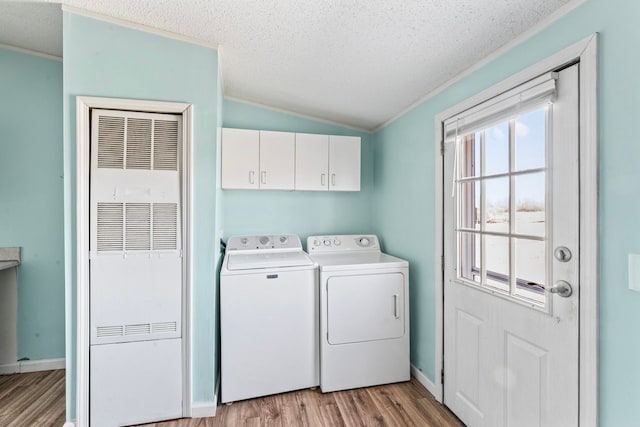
[393,294,400,319]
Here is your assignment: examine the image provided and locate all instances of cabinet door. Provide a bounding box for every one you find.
[295,133,329,191]
[259,131,295,190]
[329,135,361,191]
[221,128,259,189]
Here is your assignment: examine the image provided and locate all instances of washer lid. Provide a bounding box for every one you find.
[227,251,314,271]
[309,252,408,271]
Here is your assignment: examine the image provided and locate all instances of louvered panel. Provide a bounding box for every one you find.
[126,117,152,170]
[97,116,125,169]
[153,203,178,250]
[125,203,151,250]
[96,325,123,338]
[97,203,124,251]
[154,120,179,171]
[125,323,151,335]
[152,321,178,334]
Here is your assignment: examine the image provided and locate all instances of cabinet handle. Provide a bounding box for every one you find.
[321,173,326,186]
[393,294,400,319]
[249,171,255,184]
[331,173,336,186]
[261,171,267,184]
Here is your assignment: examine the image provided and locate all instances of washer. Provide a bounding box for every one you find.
[307,234,410,392]
[220,234,319,403]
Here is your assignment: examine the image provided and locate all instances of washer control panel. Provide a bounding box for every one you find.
[227,234,301,251]
[307,235,380,252]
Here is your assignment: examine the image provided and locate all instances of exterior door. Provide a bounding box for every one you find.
[443,65,579,426]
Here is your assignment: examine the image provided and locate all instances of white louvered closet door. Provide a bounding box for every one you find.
[89,109,183,426]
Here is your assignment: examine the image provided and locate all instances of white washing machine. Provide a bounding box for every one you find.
[220,234,319,403]
[307,234,410,393]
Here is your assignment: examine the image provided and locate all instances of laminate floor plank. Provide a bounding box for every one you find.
[0,369,65,427]
[0,370,461,427]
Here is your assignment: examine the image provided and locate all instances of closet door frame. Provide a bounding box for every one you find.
[75,96,193,427]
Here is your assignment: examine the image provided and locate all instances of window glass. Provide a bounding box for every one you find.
[456,106,548,307]
[484,122,509,175]
[515,109,546,171]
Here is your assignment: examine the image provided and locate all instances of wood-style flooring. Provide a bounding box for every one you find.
[0,369,65,427]
[140,378,462,427]
[0,370,462,427]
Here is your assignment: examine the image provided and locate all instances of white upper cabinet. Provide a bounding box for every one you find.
[222,129,295,190]
[259,131,295,190]
[223,128,360,192]
[329,135,361,191]
[295,133,329,191]
[221,128,260,189]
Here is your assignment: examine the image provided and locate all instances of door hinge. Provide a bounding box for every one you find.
[441,255,445,272]
[440,142,444,156]
[441,368,445,384]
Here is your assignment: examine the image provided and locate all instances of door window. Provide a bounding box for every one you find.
[456,107,548,307]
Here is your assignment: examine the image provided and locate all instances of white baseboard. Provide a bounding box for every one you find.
[63,422,76,427]
[411,364,442,401]
[191,401,218,418]
[191,376,219,418]
[0,357,65,375]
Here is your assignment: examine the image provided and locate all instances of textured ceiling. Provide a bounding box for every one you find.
[0,0,577,130]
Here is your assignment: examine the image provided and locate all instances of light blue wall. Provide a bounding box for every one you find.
[63,12,220,420]
[222,99,373,243]
[0,47,64,361]
[373,0,640,424]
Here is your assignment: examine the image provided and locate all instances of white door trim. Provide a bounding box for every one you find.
[433,34,598,425]
[75,96,193,427]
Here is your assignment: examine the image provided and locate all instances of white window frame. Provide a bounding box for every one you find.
[432,34,598,426]
[74,96,193,427]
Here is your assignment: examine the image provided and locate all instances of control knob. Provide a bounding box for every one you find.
[279,236,288,244]
[360,237,370,246]
[334,239,341,246]
[323,239,331,246]
[259,236,269,245]
[313,239,321,246]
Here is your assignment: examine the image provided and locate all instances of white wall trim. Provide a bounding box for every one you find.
[61,4,218,51]
[75,96,194,427]
[189,373,220,418]
[0,357,65,375]
[374,0,587,132]
[411,364,439,400]
[223,95,372,134]
[578,33,599,427]
[433,34,598,426]
[0,42,62,62]
[63,422,76,427]
[191,401,218,419]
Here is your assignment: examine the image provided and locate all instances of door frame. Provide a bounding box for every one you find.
[75,96,194,427]
[433,34,598,425]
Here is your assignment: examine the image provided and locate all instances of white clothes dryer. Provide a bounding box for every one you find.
[220,235,319,403]
[307,235,410,392]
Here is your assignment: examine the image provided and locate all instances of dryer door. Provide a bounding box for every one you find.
[327,272,405,345]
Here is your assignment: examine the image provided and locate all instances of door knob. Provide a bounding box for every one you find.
[546,280,573,298]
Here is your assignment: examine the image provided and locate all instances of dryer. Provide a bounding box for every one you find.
[220,234,319,403]
[307,234,410,392]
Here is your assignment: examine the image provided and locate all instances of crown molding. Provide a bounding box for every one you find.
[373,0,587,132]
[61,4,218,51]
[0,42,62,62]
[224,96,372,134]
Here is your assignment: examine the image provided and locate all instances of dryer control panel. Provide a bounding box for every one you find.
[306,235,380,252]
[227,234,302,251]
